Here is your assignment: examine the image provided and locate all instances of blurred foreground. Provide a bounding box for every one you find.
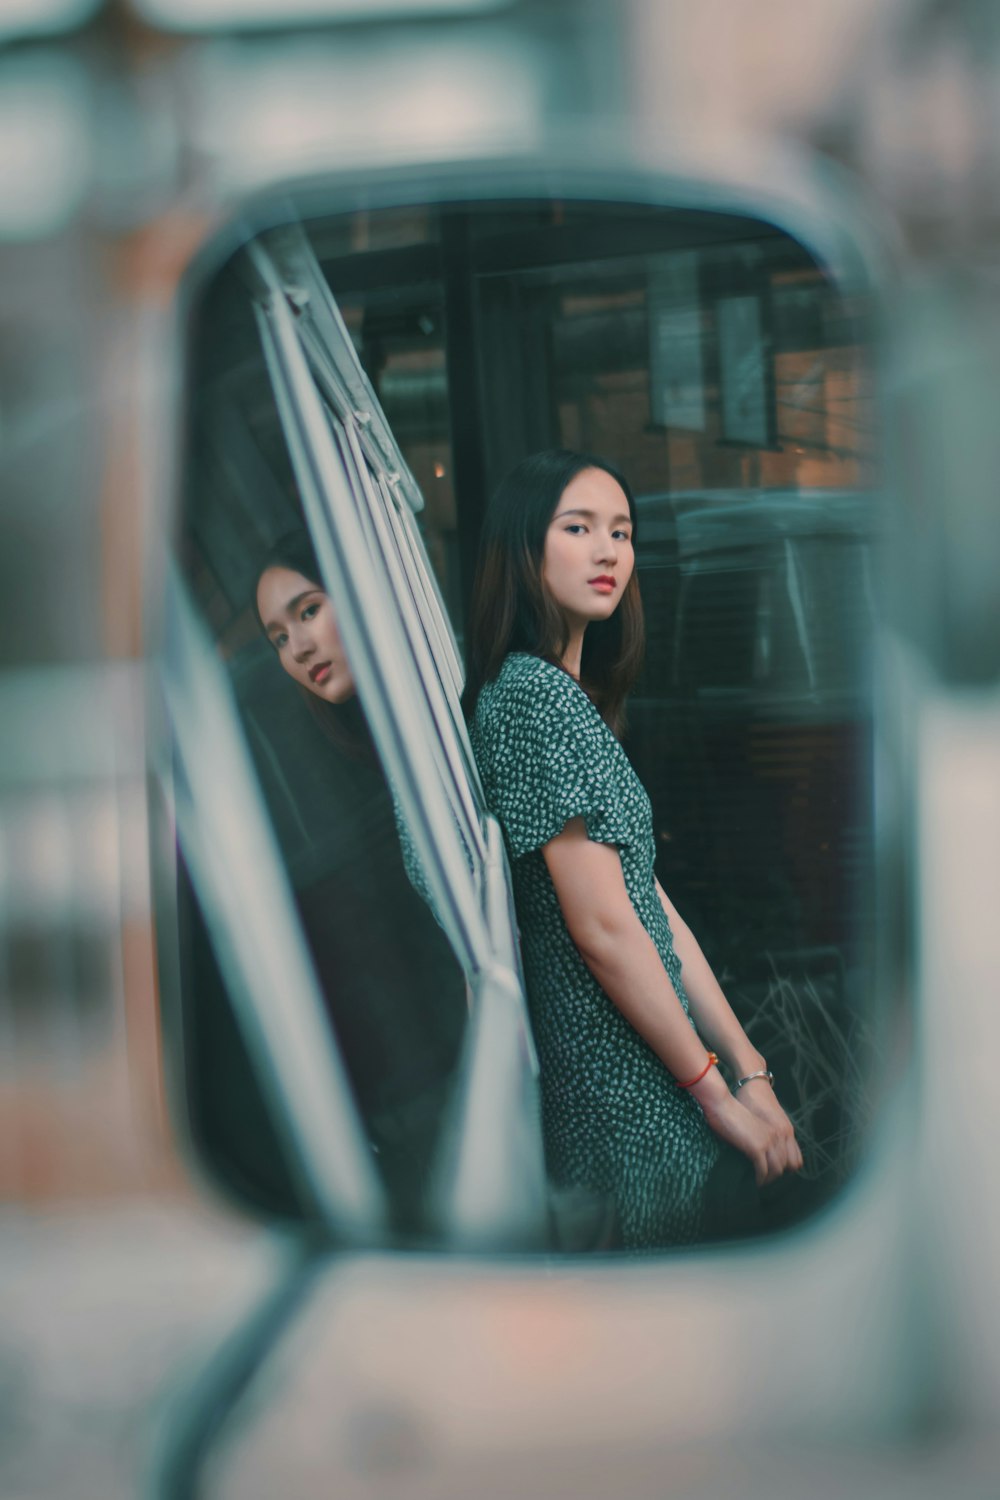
[3,0,1000,1495]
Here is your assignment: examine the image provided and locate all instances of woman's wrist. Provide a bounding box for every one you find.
[720,1044,767,1079]
[687,1063,732,1115]
[674,1051,718,1089]
[735,1066,775,1091]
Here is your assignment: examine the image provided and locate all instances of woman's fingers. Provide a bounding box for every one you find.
[755,1123,798,1186]
[703,1095,781,1184]
[702,1088,807,1190]
[767,1131,791,1179]
[753,1143,780,1187]
[736,1086,803,1177]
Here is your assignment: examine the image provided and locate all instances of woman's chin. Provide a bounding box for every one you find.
[581,597,620,623]
[561,599,618,632]
[306,676,356,705]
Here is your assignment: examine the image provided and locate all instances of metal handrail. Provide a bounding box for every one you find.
[382,479,468,732]
[338,417,486,866]
[261,224,466,697]
[247,242,491,979]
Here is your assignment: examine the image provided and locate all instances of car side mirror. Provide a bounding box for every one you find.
[150,169,881,1255]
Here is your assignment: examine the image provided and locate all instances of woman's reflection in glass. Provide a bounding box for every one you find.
[253,530,465,1239]
[256,558,355,706]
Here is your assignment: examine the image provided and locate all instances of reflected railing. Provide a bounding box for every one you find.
[245,236,489,977]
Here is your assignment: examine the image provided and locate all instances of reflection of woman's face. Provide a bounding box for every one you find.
[541,467,635,632]
[256,565,356,705]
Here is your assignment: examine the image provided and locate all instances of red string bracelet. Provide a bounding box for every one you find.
[676,1052,719,1089]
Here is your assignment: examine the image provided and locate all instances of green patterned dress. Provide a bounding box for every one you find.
[470,652,721,1248]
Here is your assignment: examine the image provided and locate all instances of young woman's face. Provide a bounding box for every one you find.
[541,467,635,632]
[256,565,356,704]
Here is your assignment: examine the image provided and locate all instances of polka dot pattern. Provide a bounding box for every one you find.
[471,652,720,1248]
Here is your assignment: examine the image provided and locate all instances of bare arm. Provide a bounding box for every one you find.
[541,819,797,1183]
[656,879,802,1170]
[653,879,765,1077]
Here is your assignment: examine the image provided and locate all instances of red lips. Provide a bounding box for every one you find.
[588,575,616,591]
[309,662,332,682]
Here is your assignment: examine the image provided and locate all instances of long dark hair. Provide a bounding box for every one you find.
[252,529,374,761]
[461,450,645,735]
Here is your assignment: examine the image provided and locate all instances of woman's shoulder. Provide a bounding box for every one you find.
[476,654,602,747]
[489,652,583,708]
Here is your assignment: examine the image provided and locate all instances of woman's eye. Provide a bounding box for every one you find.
[301,602,320,621]
[564,523,586,535]
[613,530,632,542]
[274,632,288,650]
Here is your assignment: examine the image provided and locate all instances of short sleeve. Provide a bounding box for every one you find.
[476,659,632,862]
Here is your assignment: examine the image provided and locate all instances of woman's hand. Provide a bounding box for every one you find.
[689,1069,800,1186]
[735,1080,803,1174]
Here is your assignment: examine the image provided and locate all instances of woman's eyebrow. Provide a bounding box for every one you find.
[264,588,320,634]
[553,507,632,525]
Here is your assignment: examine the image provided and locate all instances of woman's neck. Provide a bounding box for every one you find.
[560,626,585,681]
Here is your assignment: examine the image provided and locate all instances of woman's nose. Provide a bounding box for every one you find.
[290,626,314,662]
[594,529,618,562]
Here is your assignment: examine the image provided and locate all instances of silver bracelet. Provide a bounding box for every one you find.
[736,1068,775,1089]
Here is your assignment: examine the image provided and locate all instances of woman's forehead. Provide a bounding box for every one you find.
[256,565,319,619]
[555,467,631,520]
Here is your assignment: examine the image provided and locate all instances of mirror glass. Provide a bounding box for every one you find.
[175,189,877,1250]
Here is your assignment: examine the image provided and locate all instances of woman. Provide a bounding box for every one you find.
[463,451,802,1249]
[252,531,465,1235]
[254,530,448,903]
[254,531,366,750]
